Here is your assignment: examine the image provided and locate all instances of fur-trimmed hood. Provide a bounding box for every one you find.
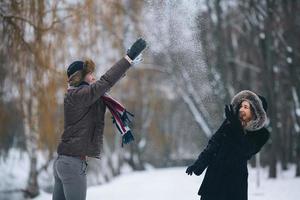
[231,90,267,131]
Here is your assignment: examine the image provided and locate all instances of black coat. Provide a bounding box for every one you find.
[193,120,270,200]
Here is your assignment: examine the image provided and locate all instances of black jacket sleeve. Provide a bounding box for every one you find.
[192,120,227,175]
[229,126,270,160]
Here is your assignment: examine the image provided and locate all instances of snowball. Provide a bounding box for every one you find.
[287,46,293,52]
[259,33,265,39]
[287,57,292,64]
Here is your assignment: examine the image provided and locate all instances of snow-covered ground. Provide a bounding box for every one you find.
[33,166,300,200]
[1,150,299,200]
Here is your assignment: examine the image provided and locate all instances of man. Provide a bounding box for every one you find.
[186,90,270,200]
[52,38,147,200]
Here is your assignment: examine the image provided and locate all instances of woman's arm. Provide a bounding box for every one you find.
[224,104,270,160]
[72,38,146,107]
[73,58,131,107]
[188,120,227,175]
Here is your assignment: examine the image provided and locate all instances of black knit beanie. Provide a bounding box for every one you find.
[67,61,84,78]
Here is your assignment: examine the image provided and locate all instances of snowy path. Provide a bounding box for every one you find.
[35,166,300,200]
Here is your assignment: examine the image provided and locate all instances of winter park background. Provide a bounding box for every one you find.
[0,0,300,200]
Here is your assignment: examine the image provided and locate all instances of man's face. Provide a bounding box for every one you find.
[84,72,96,84]
[239,101,253,123]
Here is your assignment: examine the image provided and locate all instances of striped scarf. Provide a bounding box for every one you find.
[101,94,135,146]
[68,82,135,146]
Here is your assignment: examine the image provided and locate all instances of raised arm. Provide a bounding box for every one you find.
[73,58,131,107]
[72,38,146,107]
[225,104,270,160]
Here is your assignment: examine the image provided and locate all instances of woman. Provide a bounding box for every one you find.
[186,90,270,200]
[52,38,146,200]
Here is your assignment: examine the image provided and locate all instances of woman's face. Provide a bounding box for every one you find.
[239,101,253,124]
[84,72,96,84]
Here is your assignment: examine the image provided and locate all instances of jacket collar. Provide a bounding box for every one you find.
[68,81,89,90]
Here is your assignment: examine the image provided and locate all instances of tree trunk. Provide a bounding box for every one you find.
[23,98,40,198]
[25,156,39,198]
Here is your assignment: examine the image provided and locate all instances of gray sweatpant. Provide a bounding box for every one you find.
[52,155,88,200]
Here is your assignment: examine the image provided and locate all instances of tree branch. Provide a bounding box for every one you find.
[227,58,261,73]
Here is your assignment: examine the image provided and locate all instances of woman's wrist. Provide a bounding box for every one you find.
[124,55,133,65]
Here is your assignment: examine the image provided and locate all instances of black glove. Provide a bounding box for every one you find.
[186,165,196,176]
[127,38,147,60]
[225,104,243,133]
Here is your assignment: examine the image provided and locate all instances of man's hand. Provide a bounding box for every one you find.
[186,165,196,176]
[127,38,147,60]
